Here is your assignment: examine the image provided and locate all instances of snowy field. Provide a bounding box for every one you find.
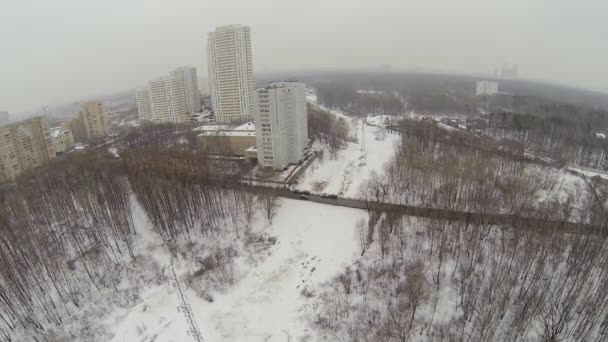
[108,199,367,342]
[295,108,400,198]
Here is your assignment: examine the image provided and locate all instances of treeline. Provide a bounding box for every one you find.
[317,201,608,341]
[307,104,351,157]
[488,108,608,170]
[117,122,199,149]
[362,119,591,221]
[315,83,405,115]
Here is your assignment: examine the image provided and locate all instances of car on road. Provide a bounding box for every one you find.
[299,194,310,200]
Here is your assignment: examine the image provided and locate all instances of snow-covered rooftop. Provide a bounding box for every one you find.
[196,122,256,137]
[233,122,255,131]
[193,124,230,131]
[198,131,255,137]
[50,129,70,138]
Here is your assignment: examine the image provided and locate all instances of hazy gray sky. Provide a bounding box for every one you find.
[1,0,607,113]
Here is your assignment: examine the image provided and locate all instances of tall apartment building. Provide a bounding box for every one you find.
[62,118,87,143]
[79,101,109,140]
[476,80,499,96]
[207,25,254,123]
[254,81,308,170]
[0,116,55,181]
[63,101,108,142]
[171,67,201,115]
[0,111,8,124]
[137,67,200,123]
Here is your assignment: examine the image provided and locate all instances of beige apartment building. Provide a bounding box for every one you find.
[0,116,55,181]
[79,101,108,140]
[64,101,108,142]
[50,129,74,154]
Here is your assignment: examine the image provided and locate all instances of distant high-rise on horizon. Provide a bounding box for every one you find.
[254,81,308,170]
[500,64,518,79]
[476,80,499,96]
[137,66,200,123]
[207,25,254,123]
[0,111,8,124]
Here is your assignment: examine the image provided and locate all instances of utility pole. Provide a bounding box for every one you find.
[171,265,206,342]
[361,118,366,152]
[360,117,367,166]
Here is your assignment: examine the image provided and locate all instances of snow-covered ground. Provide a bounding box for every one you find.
[108,199,366,342]
[295,108,400,197]
[366,114,401,127]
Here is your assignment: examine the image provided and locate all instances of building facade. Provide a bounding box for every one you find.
[196,122,256,156]
[62,118,87,143]
[0,116,55,181]
[137,66,200,123]
[78,101,108,140]
[171,66,201,115]
[476,80,499,96]
[50,129,74,154]
[207,25,254,123]
[254,81,308,170]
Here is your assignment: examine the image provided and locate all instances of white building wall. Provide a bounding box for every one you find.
[476,80,499,96]
[138,67,199,123]
[171,66,201,114]
[207,25,254,123]
[136,89,152,121]
[254,81,308,170]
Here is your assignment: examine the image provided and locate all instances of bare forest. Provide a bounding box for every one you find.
[0,137,278,340]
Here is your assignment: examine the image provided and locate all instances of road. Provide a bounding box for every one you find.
[270,188,603,235]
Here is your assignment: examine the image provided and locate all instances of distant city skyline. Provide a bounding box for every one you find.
[2,0,607,114]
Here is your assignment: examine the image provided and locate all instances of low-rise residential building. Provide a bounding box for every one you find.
[197,121,256,156]
[50,129,74,154]
[0,116,55,181]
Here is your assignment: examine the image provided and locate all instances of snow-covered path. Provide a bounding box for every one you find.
[296,117,400,198]
[109,199,366,341]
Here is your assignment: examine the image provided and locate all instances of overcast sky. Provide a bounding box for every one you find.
[1,0,607,114]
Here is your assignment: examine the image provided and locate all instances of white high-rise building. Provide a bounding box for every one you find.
[476,80,499,96]
[254,81,308,170]
[207,25,254,123]
[171,66,201,114]
[137,66,200,123]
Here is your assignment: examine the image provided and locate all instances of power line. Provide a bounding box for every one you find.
[170,264,206,342]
